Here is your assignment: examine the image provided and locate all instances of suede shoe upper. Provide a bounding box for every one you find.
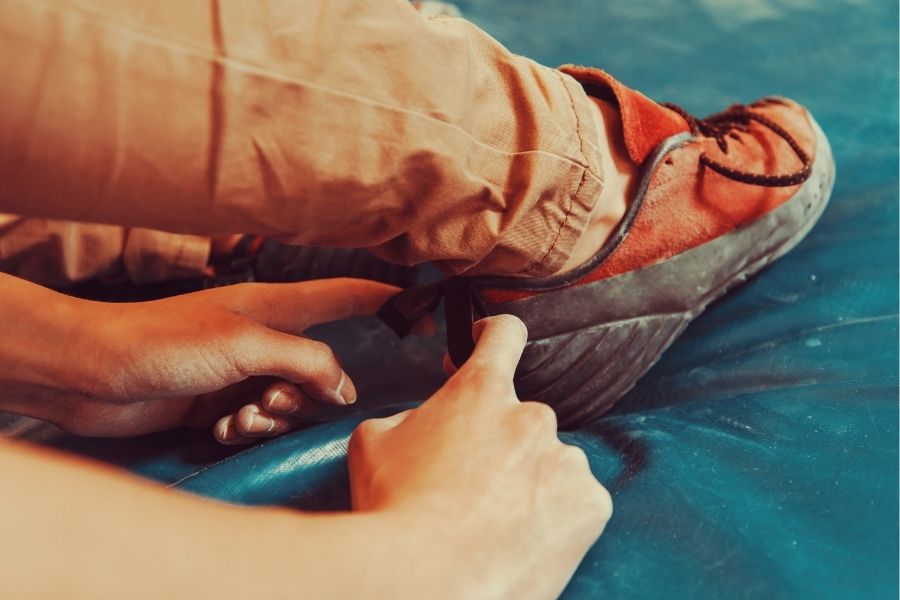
[483,66,818,303]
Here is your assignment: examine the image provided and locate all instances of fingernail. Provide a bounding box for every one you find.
[214,418,232,442]
[248,412,277,434]
[268,389,299,414]
[335,370,355,405]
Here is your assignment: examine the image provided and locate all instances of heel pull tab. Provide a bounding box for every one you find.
[377,281,446,338]
[378,279,488,367]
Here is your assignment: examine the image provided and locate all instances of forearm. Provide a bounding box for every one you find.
[0,439,443,599]
[0,273,94,393]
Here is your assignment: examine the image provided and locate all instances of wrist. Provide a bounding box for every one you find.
[241,507,470,598]
[55,296,121,396]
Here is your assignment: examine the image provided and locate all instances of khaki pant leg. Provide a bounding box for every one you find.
[0,0,603,276]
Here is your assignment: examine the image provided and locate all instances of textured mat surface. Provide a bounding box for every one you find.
[5,1,898,598]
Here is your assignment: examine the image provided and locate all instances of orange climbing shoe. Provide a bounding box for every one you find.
[381,66,835,427]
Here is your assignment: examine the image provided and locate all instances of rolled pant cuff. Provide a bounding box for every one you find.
[478,69,605,279]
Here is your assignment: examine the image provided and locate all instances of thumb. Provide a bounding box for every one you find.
[458,314,529,383]
[426,315,527,410]
[234,325,357,406]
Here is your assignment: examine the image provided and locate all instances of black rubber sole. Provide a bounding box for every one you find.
[483,114,836,428]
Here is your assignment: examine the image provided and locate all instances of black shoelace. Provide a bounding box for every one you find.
[661,98,812,187]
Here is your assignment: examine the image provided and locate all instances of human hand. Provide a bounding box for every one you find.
[31,278,430,440]
[347,315,613,599]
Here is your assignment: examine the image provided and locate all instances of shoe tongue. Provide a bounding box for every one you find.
[560,65,690,164]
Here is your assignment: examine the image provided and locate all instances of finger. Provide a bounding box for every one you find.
[213,414,254,445]
[236,328,357,406]
[442,351,458,377]
[461,314,529,381]
[411,313,438,337]
[233,403,299,438]
[260,380,351,419]
[262,381,303,415]
[224,279,409,334]
[183,377,276,428]
[217,381,338,442]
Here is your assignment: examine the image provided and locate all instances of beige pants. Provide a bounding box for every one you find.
[0,0,604,280]
[0,214,210,287]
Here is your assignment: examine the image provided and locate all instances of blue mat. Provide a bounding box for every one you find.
[10,1,898,597]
